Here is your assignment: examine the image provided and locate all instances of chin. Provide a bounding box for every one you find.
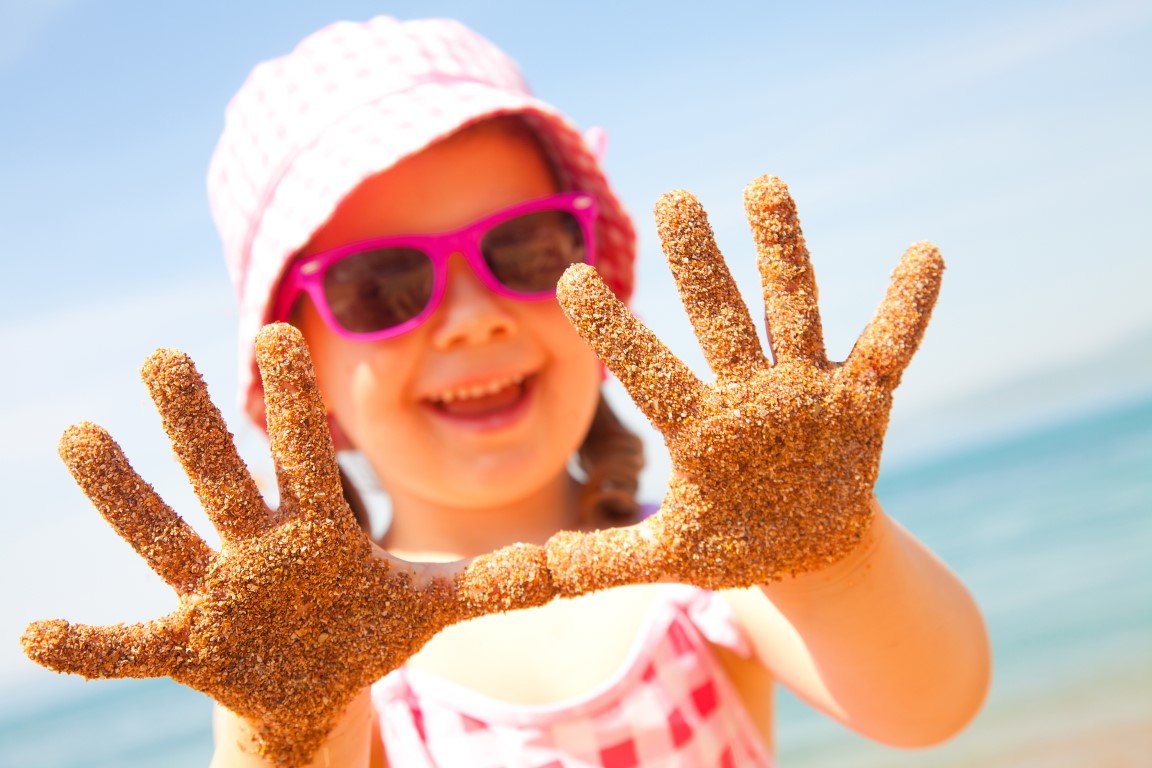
[455,452,571,505]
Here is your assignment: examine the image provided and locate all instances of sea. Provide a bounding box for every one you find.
[2,394,1149,767]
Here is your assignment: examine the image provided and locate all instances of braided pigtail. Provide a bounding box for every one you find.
[577,393,645,527]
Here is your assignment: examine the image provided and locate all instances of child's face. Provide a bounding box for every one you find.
[294,121,602,513]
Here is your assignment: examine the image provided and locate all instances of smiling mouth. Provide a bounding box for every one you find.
[427,374,530,418]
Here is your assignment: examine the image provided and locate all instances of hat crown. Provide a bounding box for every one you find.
[208,17,529,293]
[244,17,529,120]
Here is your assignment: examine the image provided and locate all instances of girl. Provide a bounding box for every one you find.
[26,16,991,767]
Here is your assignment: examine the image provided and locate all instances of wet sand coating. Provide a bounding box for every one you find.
[546,175,944,594]
[21,325,555,767]
[22,175,943,766]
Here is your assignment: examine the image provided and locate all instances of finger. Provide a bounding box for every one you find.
[59,423,213,594]
[545,519,665,597]
[744,175,827,365]
[255,323,349,527]
[22,617,184,679]
[654,190,767,380]
[557,264,707,434]
[142,349,269,544]
[843,241,945,389]
[454,543,556,618]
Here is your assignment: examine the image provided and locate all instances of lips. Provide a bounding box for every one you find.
[426,374,530,419]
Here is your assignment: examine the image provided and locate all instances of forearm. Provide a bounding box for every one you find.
[739,500,990,746]
[209,688,376,768]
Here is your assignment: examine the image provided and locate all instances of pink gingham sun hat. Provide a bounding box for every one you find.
[207,16,636,427]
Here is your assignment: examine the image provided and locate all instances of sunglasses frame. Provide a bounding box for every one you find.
[273,192,598,342]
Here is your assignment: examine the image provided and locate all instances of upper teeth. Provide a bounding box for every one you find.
[434,375,524,403]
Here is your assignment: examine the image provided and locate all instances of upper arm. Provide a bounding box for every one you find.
[721,587,842,718]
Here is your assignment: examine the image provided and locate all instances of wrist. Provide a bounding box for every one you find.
[211,688,374,768]
[763,498,887,600]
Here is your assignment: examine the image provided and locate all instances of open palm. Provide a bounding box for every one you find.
[21,324,553,767]
[547,175,944,594]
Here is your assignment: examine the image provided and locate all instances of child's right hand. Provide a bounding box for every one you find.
[21,324,554,768]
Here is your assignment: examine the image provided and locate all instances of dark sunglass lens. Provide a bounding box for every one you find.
[481,210,588,294]
[322,248,434,333]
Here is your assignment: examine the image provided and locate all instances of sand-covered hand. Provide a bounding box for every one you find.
[21,324,554,767]
[547,175,944,593]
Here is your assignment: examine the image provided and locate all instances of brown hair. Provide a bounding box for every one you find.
[338,390,645,535]
[575,393,645,526]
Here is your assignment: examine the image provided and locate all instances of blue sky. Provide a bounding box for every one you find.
[3,0,1150,396]
[2,0,1150,681]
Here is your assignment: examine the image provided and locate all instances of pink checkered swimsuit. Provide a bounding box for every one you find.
[371,585,774,767]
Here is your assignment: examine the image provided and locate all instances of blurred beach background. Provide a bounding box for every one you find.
[2,1,1149,765]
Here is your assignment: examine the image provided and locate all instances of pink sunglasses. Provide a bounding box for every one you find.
[274,192,597,341]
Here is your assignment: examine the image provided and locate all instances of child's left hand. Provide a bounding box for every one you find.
[547,175,944,594]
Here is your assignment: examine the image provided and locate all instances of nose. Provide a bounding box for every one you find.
[430,254,517,350]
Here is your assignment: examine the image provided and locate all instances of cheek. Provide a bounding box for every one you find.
[304,329,418,450]
[547,304,601,374]
[541,309,603,431]
[307,337,360,416]
[562,338,602,402]
[342,350,418,425]
[327,359,425,472]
